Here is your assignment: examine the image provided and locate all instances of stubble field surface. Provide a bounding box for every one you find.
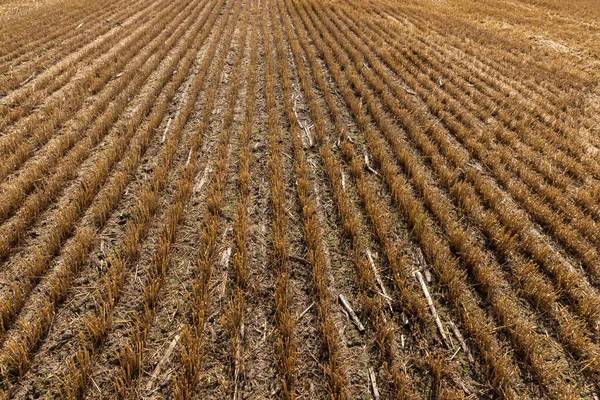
[0,0,600,398]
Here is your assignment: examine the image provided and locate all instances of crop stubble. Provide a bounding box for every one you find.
[0,0,599,398]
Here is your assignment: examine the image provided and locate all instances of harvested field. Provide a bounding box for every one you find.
[0,0,600,398]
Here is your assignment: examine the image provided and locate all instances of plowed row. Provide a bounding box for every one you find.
[0,0,599,398]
